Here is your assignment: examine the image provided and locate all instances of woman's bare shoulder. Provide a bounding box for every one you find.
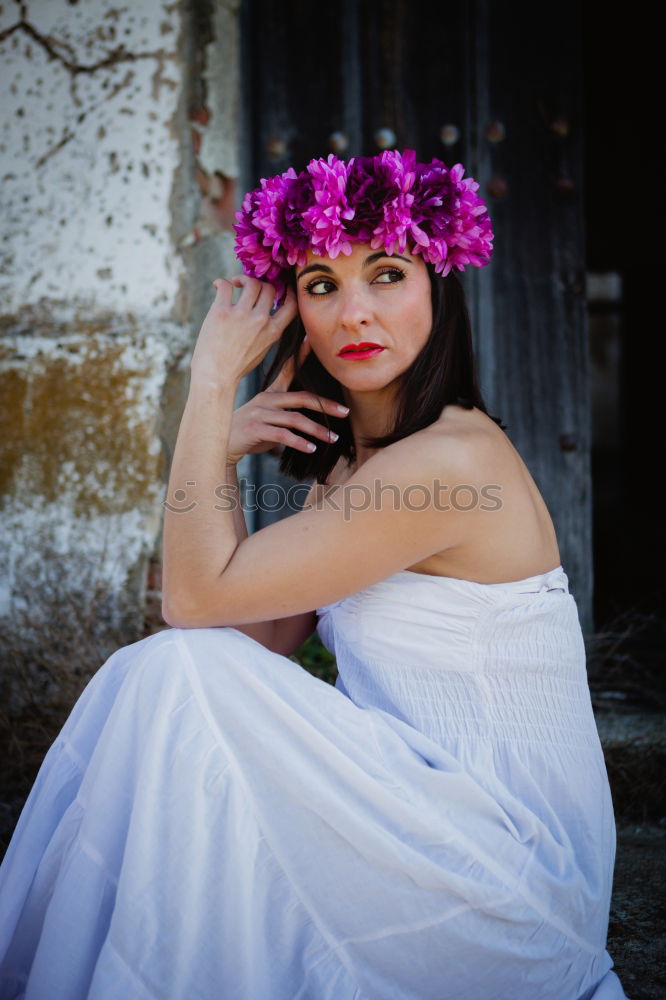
[388,405,507,480]
[429,404,505,446]
[306,408,505,508]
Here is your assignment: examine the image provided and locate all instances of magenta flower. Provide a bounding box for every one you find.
[343,156,390,241]
[233,149,493,304]
[234,189,278,278]
[411,159,493,274]
[302,155,356,258]
[273,172,316,267]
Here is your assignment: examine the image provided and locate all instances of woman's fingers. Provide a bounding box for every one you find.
[228,398,343,462]
[230,274,279,315]
[228,273,259,302]
[255,277,276,314]
[220,274,294,325]
[203,278,307,388]
[271,412,341,450]
[263,387,348,417]
[268,284,298,334]
[194,275,295,389]
[227,385,349,461]
[212,277,233,307]
[245,414,339,455]
[268,424,336,454]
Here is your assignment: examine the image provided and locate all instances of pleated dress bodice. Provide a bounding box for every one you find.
[315,565,598,751]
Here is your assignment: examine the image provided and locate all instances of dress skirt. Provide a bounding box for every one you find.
[0,626,627,999]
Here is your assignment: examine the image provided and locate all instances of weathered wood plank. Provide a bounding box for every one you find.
[462,0,592,631]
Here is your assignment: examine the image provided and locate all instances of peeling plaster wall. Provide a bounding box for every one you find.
[0,0,245,661]
[0,329,171,618]
[0,0,185,314]
[199,0,239,180]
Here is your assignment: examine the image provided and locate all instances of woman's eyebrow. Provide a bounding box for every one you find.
[296,251,414,282]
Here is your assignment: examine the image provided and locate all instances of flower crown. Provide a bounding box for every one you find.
[233,149,493,304]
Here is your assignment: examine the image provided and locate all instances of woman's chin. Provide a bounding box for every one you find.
[329,373,396,394]
[328,363,404,395]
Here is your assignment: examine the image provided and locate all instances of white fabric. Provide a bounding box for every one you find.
[0,565,628,999]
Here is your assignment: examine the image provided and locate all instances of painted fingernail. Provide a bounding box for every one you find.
[337,404,350,414]
[306,442,317,452]
[328,431,339,441]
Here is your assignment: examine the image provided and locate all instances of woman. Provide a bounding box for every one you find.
[0,150,626,999]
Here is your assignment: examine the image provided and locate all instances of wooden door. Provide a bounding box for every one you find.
[240,0,592,632]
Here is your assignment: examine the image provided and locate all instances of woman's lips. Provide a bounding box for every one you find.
[338,342,385,360]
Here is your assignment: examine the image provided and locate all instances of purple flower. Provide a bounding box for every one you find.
[278,173,316,267]
[233,189,278,279]
[369,151,430,255]
[344,155,397,241]
[233,185,288,305]
[233,149,493,305]
[302,155,355,258]
[411,159,493,274]
[251,170,299,268]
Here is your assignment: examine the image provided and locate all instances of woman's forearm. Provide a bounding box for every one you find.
[162,381,281,646]
[161,272,300,632]
[218,460,281,647]
[162,378,242,620]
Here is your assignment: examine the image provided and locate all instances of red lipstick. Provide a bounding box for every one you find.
[338,342,385,360]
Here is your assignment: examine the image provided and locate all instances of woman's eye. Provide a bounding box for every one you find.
[374,268,405,284]
[305,278,334,296]
[304,267,405,296]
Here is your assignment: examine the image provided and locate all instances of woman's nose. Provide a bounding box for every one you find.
[338,284,372,330]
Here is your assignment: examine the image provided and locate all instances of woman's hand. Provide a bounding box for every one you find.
[190,275,298,391]
[226,333,350,466]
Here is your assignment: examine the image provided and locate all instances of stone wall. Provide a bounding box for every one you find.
[0,0,243,675]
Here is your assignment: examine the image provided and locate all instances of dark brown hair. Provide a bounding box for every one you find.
[261,264,505,484]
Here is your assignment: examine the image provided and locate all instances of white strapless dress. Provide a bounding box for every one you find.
[0,566,628,999]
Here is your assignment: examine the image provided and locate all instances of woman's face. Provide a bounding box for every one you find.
[294,242,432,397]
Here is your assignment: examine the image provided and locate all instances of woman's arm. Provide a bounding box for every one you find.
[213,460,274,650]
[215,464,318,656]
[162,274,481,628]
[162,276,336,652]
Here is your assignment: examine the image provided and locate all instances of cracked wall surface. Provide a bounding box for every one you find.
[0,0,244,656]
[0,0,185,314]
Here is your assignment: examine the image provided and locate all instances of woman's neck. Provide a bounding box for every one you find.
[343,386,397,470]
